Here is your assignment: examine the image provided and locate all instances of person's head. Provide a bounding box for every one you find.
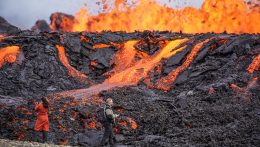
[41,97,49,109]
[106,98,113,106]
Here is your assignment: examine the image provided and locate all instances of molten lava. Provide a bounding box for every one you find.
[0,46,20,68]
[156,39,210,91]
[56,45,89,80]
[247,54,260,74]
[54,0,260,33]
[105,39,187,84]
[87,121,97,129]
[93,43,111,49]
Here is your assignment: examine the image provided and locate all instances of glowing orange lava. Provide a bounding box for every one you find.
[105,39,187,84]
[0,46,20,68]
[87,121,97,129]
[80,35,90,42]
[156,39,210,91]
[247,54,260,74]
[128,118,138,129]
[56,45,89,80]
[54,0,260,33]
[93,43,111,49]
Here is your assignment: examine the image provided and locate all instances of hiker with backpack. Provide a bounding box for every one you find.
[100,98,119,146]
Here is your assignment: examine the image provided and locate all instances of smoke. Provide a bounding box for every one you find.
[0,0,203,30]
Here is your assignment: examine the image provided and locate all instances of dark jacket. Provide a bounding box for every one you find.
[104,105,116,124]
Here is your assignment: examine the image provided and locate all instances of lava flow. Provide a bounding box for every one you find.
[247,54,260,74]
[155,39,210,91]
[0,0,259,144]
[58,39,187,99]
[105,39,188,84]
[56,45,89,82]
[0,46,20,68]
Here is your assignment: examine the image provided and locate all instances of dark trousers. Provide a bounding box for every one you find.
[100,123,115,146]
[33,131,48,143]
[42,131,48,143]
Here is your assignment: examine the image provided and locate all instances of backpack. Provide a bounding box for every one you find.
[96,106,107,124]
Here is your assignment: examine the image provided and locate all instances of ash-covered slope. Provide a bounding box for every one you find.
[0,31,259,146]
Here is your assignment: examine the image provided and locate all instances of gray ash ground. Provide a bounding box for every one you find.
[0,25,259,146]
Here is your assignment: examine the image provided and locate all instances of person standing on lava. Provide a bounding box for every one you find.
[100,98,119,146]
[34,97,50,143]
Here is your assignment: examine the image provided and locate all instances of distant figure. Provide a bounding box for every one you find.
[100,98,119,146]
[34,97,49,143]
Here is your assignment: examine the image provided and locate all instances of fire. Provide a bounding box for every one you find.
[247,54,260,74]
[155,39,210,91]
[0,46,20,68]
[105,39,187,84]
[50,13,74,32]
[56,45,89,80]
[55,0,260,33]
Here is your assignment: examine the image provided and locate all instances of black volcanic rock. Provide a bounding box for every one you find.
[0,16,20,34]
[0,31,259,146]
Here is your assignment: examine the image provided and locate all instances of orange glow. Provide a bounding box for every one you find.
[50,13,74,32]
[120,121,127,127]
[59,109,65,113]
[247,54,260,74]
[128,118,138,129]
[104,39,187,84]
[0,34,6,41]
[56,45,88,80]
[93,44,111,49]
[0,46,20,68]
[90,60,98,66]
[53,0,260,34]
[120,118,137,129]
[80,35,90,42]
[87,121,97,129]
[156,39,210,91]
